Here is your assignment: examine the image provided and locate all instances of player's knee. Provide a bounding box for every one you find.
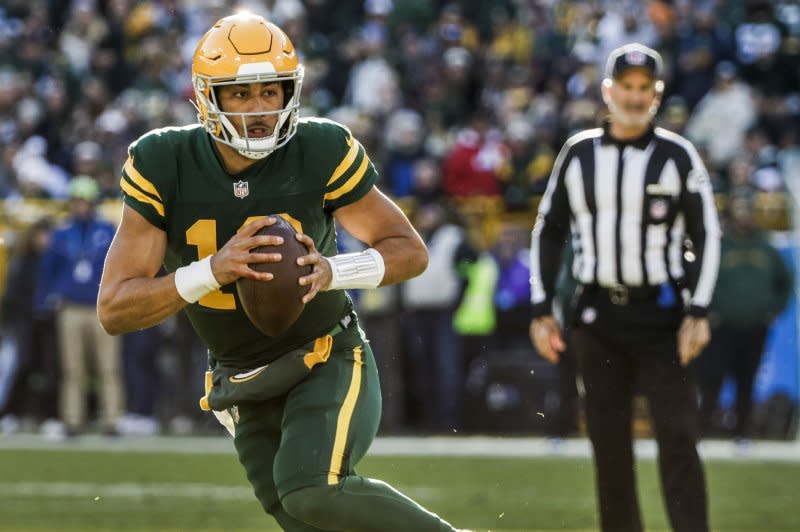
[281,485,338,526]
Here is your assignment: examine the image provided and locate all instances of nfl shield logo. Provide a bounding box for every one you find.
[233,180,249,199]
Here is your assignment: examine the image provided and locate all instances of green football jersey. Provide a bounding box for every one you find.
[119,118,378,368]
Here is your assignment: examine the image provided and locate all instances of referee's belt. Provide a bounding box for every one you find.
[581,283,661,306]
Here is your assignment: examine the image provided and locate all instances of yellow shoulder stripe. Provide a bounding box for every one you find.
[326,135,359,186]
[120,177,165,217]
[124,157,162,200]
[324,154,369,202]
[327,346,363,484]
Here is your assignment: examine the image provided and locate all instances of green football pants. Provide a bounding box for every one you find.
[233,323,458,531]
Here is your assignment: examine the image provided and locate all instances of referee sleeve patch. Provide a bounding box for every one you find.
[686,168,710,193]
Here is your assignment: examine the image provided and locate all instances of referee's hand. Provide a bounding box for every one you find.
[530,315,566,364]
[678,316,711,366]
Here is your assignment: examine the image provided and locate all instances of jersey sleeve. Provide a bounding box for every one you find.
[119,131,174,230]
[321,123,379,211]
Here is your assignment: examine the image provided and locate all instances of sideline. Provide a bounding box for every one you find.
[1,434,799,462]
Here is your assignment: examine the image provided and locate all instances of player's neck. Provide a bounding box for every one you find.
[213,140,263,175]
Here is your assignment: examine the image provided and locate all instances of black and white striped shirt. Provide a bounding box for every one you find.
[530,123,721,318]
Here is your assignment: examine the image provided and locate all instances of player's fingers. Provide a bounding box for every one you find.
[238,267,273,282]
[246,235,284,249]
[244,252,282,263]
[296,252,321,266]
[301,285,320,304]
[299,273,323,303]
[239,216,276,236]
[295,232,317,252]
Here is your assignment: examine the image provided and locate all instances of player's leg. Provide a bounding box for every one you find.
[572,328,642,532]
[640,340,708,532]
[276,325,459,531]
[731,326,768,438]
[234,397,327,531]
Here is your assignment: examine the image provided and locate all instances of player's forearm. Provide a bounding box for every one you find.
[97,274,188,335]
[373,235,428,286]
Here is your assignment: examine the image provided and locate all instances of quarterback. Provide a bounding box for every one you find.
[98,13,464,532]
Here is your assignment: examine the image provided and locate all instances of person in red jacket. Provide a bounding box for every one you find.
[442,111,508,197]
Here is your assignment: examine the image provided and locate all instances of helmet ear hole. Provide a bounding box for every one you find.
[281,80,294,107]
[213,87,224,112]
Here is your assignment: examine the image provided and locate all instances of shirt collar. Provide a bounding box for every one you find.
[599,120,655,150]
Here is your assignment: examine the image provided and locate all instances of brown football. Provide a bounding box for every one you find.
[236,216,311,336]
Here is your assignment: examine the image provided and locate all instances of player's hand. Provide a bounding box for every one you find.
[530,315,566,364]
[210,217,283,285]
[295,233,332,304]
[678,316,710,366]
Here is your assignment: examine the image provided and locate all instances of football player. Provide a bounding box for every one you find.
[98,12,465,532]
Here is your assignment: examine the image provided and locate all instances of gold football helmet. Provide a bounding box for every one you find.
[192,13,304,159]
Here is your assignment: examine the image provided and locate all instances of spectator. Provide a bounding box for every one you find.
[36,176,122,436]
[490,222,532,350]
[442,111,508,198]
[0,217,57,434]
[401,203,475,431]
[383,108,426,198]
[699,191,793,438]
[685,61,756,168]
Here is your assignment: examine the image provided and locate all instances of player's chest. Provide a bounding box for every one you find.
[167,161,330,254]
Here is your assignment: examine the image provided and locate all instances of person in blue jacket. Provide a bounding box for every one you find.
[37,176,122,436]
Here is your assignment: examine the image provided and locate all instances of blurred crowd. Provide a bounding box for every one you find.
[0,0,798,438]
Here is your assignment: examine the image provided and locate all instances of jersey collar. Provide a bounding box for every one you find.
[600,120,654,150]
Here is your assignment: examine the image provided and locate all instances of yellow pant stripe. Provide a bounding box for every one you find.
[327,346,363,484]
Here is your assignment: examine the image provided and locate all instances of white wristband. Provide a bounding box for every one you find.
[174,256,221,303]
[324,248,385,290]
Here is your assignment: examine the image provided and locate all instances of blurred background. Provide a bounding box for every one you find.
[0,0,798,445]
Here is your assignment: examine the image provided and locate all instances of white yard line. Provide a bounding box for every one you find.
[0,481,253,500]
[0,434,799,462]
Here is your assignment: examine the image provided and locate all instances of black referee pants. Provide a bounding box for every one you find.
[573,326,708,532]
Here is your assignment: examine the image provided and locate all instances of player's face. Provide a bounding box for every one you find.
[606,69,659,128]
[216,82,285,139]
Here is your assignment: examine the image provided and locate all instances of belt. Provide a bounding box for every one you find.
[581,284,660,306]
[328,312,355,337]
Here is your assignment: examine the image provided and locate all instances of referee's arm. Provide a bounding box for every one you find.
[680,146,721,317]
[530,146,572,318]
[529,146,572,362]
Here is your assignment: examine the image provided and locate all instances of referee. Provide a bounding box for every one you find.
[529,43,720,532]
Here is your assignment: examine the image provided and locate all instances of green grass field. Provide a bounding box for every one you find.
[0,446,798,531]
